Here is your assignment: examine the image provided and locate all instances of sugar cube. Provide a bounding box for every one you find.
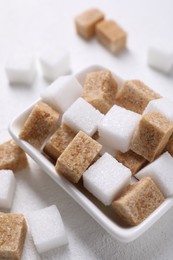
[115,150,147,175]
[75,8,104,39]
[0,140,28,172]
[41,75,83,113]
[39,47,70,82]
[20,101,60,148]
[27,205,68,254]
[147,46,173,74]
[98,105,141,152]
[56,131,102,183]
[115,80,161,114]
[43,124,76,161]
[143,97,173,121]
[0,170,16,209]
[130,112,173,161]
[62,97,103,136]
[83,153,131,205]
[5,52,36,85]
[82,70,118,114]
[96,20,127,53]
[136,152,173,197]
[112,177,164,226]
[0,213,27,260]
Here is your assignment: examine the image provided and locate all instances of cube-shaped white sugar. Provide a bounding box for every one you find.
[98,105,141,152]
[83,153,131,205]
[0,170,16,209]
[62,97,103,136]
[143,97,173,121]
[28,205,68,254]
[39,48,70,81]
[41,75,83,113]
[136,152,173,197]
[5,53,36,85]
[147,46,173,74]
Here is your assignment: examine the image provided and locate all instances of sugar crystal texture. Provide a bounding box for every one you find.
[27,205,68,254]
[115,80,161,114]
[82,70,118,114]
[75,8,104,39]
[112,177,164,226]
[41,75,83,113]
[136,152,173,197]
[143,97,173,121]
[147,46,173,74]
[98,105,141,152]
[0,140,28,172]
[56,131,102,183]
[39,47,70,81]
[43,124,76,161]
[96,20,127,53]
[5,52,36,85]
[0,213,27,260]
[0,170,16,209]
[83,153,131,205]
[166,135,173,156]
[20,101,60,148]
[130,112,173,162]
[62,97,103,136]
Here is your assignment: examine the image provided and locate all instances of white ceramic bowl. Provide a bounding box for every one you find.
[8,65,173,243]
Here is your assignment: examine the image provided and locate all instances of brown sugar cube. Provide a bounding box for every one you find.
[166,135,173,156]
[75,8,104,39]
[112,176,164,226]
[0,213,27,260]
[115,80,161,114]
[20,101,60,148]
[82,70,118,114]
[96,20,127,53]
[43,124,76,161]
[0,140,28,172]
[115,150,147,175]
[56,131,102,183]
[130,112,173,162]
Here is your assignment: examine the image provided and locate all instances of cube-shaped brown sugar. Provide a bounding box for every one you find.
[75,8,104,39]
[56,131,102,183]
[112,177,164,226]
[0,140,28,171]
[43,124,76,161]
[130,112,173,162]
[115,80,161,114]
[20,101,59,148]
[0,213,27,260]
[115,150,147,175]
[96,20,127,53]
[166,135,173,156]
[82,70,118,114]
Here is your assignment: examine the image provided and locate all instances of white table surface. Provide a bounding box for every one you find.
[0,0,173,259]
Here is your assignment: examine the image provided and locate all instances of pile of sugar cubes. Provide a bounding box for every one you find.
[75,8,127,54]
[5,47,71,85]
[18,67,173,227]
[0,139,68,258]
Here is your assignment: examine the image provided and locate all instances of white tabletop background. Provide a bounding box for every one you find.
[0,0,173,259]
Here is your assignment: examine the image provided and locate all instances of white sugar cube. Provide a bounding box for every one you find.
[83,153,131,205]
[28,205,68,254]
[39,48,70,81]
[62,97,103,136]
[41,75,83,113]
[143,97,173,121]
[147,46,173,74]
[136,152,173,197]
[0,170,16,209]
[5,53,36,85]
[98,105,141,152]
